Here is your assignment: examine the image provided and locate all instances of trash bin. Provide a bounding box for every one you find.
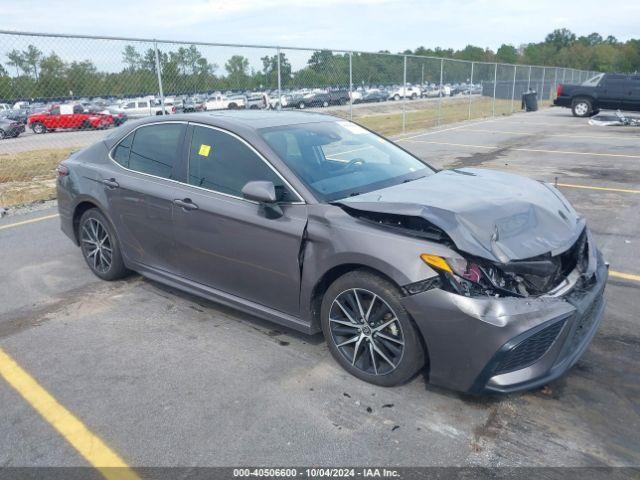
[522,91,538,112]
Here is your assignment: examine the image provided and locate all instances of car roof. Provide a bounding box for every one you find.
[147,110,334,129]
[103,110,339,148]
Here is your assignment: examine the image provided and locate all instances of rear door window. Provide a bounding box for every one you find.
[112,123,185,179]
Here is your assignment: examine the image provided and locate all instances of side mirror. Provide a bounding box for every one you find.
[241,180,283,218]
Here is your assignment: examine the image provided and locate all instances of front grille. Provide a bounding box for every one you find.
[494,320,565,375]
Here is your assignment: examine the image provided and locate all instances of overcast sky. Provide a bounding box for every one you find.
[2,0,639,53]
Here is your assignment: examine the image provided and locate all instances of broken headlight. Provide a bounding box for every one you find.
[420,254,491,296]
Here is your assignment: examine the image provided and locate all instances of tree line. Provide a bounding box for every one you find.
[0,29,637,102]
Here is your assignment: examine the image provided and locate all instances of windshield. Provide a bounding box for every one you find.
[259,120,434,202]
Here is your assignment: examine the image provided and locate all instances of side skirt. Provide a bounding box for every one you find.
[130,261,317,335]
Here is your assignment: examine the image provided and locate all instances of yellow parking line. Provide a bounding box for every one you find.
[557,183,640,194]
[0,348,140,480]
[0,213,59,231]
[610,271,640,283]
[403,139,640,159]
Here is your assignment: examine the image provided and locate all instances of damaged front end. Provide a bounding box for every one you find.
[425,227,594,299]
[338,202,596,300]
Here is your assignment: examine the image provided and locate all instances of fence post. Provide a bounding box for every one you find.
[491,62,498,117]
[349,51,353,121]
[553,67,558,101]
[276,47,282,110]
[468,61,474,120]
[540,67,546,104]
[511,65,517,113]
[402,55,407,133]
[437,57,443,126]
[527,65,531,91]
[153,41,165,115]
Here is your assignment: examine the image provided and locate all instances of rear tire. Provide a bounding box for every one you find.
[0,129,5,140]
[321,270,425,387]
[78,208,129,281]
[571,98,593,117]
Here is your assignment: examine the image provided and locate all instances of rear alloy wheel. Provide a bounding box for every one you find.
[322,100,329,107]
[321,271,425,386]
[571,98,592,117]
[79,209,129,281]
[298,102,305,109]
[32,122,46,134]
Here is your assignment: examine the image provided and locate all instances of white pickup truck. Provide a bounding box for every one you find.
[117,99,170,117]
[388,85,422,100]
[204,94,246,111]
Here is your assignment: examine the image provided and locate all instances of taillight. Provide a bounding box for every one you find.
[57,164,69,178]
[172,106,176,113]
[556,84,563,97]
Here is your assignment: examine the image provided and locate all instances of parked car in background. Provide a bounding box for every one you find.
[0,103,12,112]
[89,105,128,126]
[28,104,114,134]
[0,117,25,139]
[204,94,246,110]
[0,108,29,125]
[182,98,204,113]
[116,99,170,118]
[554,73,640,117]
[389,85,421,100]
[297,91,331,109]
[356,89,388,103]
[246,93,268,109]
[327,89,350,105]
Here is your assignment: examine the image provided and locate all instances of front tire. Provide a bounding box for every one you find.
[78,208,129,281]
[321,270,425,387]
[32,122,46,134]
[572,98,593,117]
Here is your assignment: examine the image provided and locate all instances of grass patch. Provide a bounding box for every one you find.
[0,146,78,207]
[355,98,519,136]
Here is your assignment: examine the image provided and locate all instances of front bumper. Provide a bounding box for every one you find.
[401,254,608,394]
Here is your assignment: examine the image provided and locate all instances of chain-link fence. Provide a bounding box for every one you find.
[0,30,598,207]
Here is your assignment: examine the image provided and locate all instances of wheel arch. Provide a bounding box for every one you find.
[308,263,404,333]
[71,197,117,245]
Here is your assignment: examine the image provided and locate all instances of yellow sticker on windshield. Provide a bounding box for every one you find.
[198,144,211,156]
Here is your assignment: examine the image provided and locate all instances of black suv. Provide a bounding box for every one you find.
[554,73,640,117]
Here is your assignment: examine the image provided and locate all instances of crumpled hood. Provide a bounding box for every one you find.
[338,168,585,263]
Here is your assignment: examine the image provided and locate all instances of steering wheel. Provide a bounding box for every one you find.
[340,158,366,172]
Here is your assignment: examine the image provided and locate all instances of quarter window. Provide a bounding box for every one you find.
[112,123,185,179]
[188,126,293,201]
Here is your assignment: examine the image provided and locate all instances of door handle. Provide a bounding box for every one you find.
[174,198,199,211]
[102,178,119,189]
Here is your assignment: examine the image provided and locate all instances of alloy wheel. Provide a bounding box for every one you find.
[329,288,405,376]
[80,218,113,274]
